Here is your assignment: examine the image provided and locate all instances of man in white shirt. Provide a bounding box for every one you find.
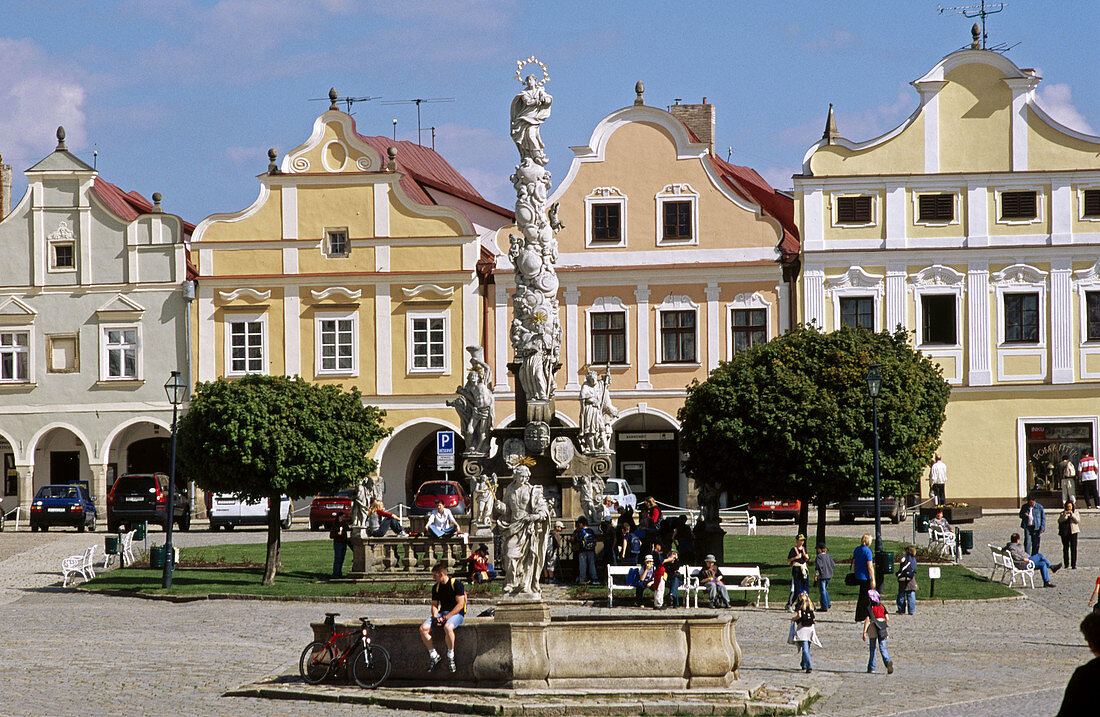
[426,500,459,538]
[928,456,947,505]
[1079,450,1098,509]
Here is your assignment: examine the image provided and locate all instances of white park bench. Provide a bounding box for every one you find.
[928,524,957,560]
[688,565,770,608]
[988,544,1036,589]
[727,511,757,535]
[606,565,641,607]
[62,545,97,587]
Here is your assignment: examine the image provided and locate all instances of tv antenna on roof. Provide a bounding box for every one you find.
[938,1,1014,52]
[380,98,455,146]
[309,88,382,114]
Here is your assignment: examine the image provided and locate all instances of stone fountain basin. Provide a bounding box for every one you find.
[311,612,742,690]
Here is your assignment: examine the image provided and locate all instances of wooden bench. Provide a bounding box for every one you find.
[687,565,770,608]
[62,545,97,587]
[727,511,757,536]
[988,544,1035,589]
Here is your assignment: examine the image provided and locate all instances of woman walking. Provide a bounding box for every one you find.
[787,534,810,611]
[895,545,918,615]
[1059,500,1081,570]
[788,590,821,673]
[852,534,875,622]
[862,589,894,674]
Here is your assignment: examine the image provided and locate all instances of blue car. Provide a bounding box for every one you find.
[31,483,97,532]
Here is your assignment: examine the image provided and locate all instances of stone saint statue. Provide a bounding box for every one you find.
[573,474,605,525]
[473,472,497,531]
[447,348,494,455]
[510,74,552,166]
[496,465,551,598]
[350,476,372,531]
[698,479,722,527]
[579,369,618,453]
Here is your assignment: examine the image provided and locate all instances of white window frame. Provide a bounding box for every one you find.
[993,264,1047,382]
[1076,186,1100,223]
[225,312,268,376]
[584,296,630,367]
[0,327,33,383]
[47,221,77,274]
[725,292,772,359]
[830,192,878,228]
[995,186,1044,226]
[826,267,884,331]
[584,188,627,248]
[912,190,961,228]
[655,184,699,246]
[655,294,700,365]
[314,311,358,376]
[406,310,449,375]
[1075,261,1100,378]
[99,324,142,381]
[324,227,350,257]
[45,333,79,374]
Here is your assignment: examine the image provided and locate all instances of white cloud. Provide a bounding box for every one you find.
[0,38,87,165]
[1035,83,1095,134]
[432,122,515,207]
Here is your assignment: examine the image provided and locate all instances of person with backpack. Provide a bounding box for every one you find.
[862,589,894,674]
[895,545,918,614]
[572,516,598,585]
[787,590,821,673]
[626,526,644,566]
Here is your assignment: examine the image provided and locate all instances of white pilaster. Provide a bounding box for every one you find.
[634,285,652,389]
[78,179,93,285]
[282,247,298,274]
[1051,258,1074,384]
[776,283,790,333]
[463,276,479,358]
[32,181,44,286]
[375,284,392,394]
[967,262,992,385]
[283,290,301,376]
[126,224,139,283]
[884,184,906,250]
[16,465,33,512]
[1051,181,1072,246]
[374,184,390,237]
[705,282,720,369]
[281,184,298,240]
[564,286,580,390]
[197,284,215,381]
[885,264,907,332]
[803,268,826,328]
[1004,78,1036,172]
[494,284,509,391]
[803,190,824,251]
[375,245,390,272]
[966,184,989,247]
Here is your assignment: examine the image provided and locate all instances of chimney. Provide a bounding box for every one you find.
[668,98,716,155]
[0,155,12,221]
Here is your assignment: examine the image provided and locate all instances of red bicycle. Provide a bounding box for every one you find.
[299,613,391,689]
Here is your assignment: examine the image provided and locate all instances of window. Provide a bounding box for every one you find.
[0,331,29,382]
[836,195,873,224]
[51,243,75,270]
[730,309,766,355]
[410,316,446,371]
[46,335,78,373]
[1084,190,1100,218]
[326,229,349,257]
[921,295,957,345]
[103,327,138,379]
[1001,191,1037,220]
[1087,292,1100,342]
[917,194,954,223]
[1004,292,1040,343]
[839,297,874,330]
[660,310,696,363]
[228,320,265,374]
[591,311,626,364]
[318,317,354,373]
[662,201,692,240]
[591,204,621,242]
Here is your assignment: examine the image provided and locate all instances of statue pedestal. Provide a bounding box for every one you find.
[494,600,551,623]
[698,526,728,563]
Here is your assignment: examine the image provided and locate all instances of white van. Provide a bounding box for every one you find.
[206,493,293,530]
[603,478,637,511]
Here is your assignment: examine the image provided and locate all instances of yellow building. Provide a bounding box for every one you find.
[795,42,1100,508]
[190,98,510,507]
[490,86,799,508]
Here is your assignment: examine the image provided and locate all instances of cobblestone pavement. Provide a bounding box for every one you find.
[1,513,1095,716]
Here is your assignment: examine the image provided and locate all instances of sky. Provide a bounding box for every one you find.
[3,1,1099,222]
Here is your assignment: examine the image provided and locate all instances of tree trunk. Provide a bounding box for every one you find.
[797,495,809,539]
[262,493,282,586]
[815,501,828,549]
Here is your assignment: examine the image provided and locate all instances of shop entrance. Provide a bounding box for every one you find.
[1023,421,1094,506]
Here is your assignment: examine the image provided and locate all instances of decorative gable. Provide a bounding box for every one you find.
[0,295,36,325]
[95,293,145,320]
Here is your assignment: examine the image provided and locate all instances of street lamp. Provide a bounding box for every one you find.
[866,364,883,557]
[162,370,186,589]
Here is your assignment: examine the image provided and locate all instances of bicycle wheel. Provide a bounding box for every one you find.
[299,641,336,684]
[349,645,391,689]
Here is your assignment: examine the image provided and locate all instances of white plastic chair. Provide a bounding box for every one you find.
[62,545,97,587]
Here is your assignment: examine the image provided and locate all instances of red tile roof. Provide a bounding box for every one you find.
[92,178,197,278]
[708,154,799,262]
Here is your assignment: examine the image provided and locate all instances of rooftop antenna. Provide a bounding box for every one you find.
[309,87,382,114]
[93,149,98,170]
[392,118,398,142]
[380,97,455,146]
[726,147,733,162]
[938,1,1008,51]
[430,126,436,151]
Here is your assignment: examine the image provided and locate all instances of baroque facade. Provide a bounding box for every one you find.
[796,44,1100,508]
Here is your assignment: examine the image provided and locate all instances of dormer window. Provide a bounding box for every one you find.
[48,221,77,272]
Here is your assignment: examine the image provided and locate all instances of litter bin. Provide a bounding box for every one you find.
[959,529,974,554]
[150,545,166,569]
[875,551,895,575]
[132,522,147,541]
[104,534,119,555]
[914,513,929,534]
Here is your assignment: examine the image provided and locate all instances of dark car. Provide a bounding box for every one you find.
[411,480,471,516]
[309,489,355,531]
[30,483,97,532]
[747,497,801,522]
[106,473,190,532]
[838,496,907,524]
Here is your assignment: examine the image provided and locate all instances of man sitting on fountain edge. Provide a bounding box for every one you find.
[419,562,467,673]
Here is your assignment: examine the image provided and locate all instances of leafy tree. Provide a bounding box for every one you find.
[177,375,389,585]
[679,325,950,544]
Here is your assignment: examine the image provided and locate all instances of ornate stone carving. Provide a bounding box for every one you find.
[473,472,498,531]
[524,421,550,454]
[496,465,551,598]
[549,437,575,470]
[579,369,618,453]
[350,476,372,535]
[447,347,494,456]
[572,473,605,524]
[825,266,885,292]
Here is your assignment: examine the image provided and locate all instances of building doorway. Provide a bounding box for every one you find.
[126,437,170,474]
[50,451,80,484]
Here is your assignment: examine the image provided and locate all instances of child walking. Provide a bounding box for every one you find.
[788,590,821,673]
[862,589,894,674]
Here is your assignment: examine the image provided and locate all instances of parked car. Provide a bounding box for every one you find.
[309,489,356,530]
[106,473,190,532]
[206,493,293,530]
[747,497,801,521]
[838,496,907,524]
[30,483,97,532]
[603,477,638,512]
[411,480,471,516]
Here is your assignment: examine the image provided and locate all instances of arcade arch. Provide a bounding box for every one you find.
[611,409,687,508]
[375,419,466,510]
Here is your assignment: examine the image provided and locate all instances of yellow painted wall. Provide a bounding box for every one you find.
[295,120,381,174]
[391,288,460,395]
[937,63,1012,173]
[822,190,886,242]
[906,189,967,239]
[201,185,283,243]
[389,245,464,273]
[1002,353,1043,376]
[1027,109,1100,171]
[986,185,1051,236]
[297,243,377,275]
[296,185,374,240]
[389,192,465,237]
[216,249,284,275]
[808,113,925,176]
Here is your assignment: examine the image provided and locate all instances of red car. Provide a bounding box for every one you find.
[748,498,802,522]
[309,489,355,530]
[412,480,470,515]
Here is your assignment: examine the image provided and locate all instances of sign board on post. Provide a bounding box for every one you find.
[436,430,456,472]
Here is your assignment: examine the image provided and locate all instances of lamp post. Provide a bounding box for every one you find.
[866,364,883,556]
[162,370,186,589]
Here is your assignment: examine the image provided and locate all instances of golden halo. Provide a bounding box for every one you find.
[514,56,550,86]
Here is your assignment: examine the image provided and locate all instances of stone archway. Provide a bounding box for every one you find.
[376,419,465,511]
[612,410,684,508]
[27,425,93,501]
